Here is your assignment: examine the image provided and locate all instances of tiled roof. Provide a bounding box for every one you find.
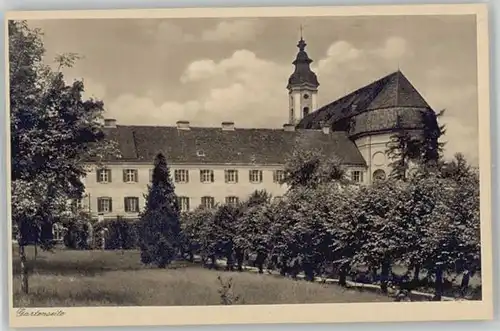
[99,125,367,166]
[296,70,432,129]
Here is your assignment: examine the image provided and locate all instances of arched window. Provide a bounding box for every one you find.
[303,107,310,117]
[373,169,387,183]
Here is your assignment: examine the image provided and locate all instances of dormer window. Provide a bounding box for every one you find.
[196,150,205,157]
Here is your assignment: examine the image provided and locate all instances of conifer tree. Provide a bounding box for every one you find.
[138,153,181,268]
[386,116,421,181]
[419,109,446,169]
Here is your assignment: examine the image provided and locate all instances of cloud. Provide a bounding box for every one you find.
[101,36,478,165]
[105,94,201,125]
[201,19,263,42]
[105,37,411,128]
[180,59,218,83]
[107,49,289,127]
[316,41,363,74]
[373,36,409,59]
[143,19,262,45]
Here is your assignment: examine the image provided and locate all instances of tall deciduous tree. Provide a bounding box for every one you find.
[138,153,181,268]
[235,191,274,272]
[283,147,346,189]
[9,20,116,294]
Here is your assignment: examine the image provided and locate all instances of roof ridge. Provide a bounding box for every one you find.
[117,125,332,132]
[314,70,400,112]
[395,70,401,105]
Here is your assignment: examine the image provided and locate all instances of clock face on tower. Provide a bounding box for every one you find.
[303,94,309,99]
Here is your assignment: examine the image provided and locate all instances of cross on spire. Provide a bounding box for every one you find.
[297,24,307,51]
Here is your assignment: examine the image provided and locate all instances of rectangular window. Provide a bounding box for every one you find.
[225,170,238,183]
[273,170,285,183]
[225,196,239,206]
[200,169,214,183]
[249,170,263,183]
[351,171,363,183]
[124,197,139,213]
[96,168,112,183]
[123,169,138,183]
[174,169,189,183]
[177,196,190,212]
[149,169,153,182]
[97,197,112,213]
[201,196,215,209]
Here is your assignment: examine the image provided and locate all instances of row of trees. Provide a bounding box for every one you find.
[176,153,479,300]
[137,141,479,301]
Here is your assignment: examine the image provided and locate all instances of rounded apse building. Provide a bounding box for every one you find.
[296,70,439,184]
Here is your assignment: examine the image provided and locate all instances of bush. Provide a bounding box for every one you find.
[94,218,140,250]
[63,219,91,250]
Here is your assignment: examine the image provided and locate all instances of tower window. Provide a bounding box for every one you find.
[303,107,310,116]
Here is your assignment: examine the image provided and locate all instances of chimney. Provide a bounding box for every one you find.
[283,124,295,132]
[104,118,117,128]
[319,120,330,134]
[322,124,331,135]
[176,120,190,130]
[221,121,235,131]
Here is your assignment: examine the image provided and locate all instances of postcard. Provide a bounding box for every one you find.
[5,3,493,328]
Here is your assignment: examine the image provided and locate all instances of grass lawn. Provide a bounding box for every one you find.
[12,247,391,307]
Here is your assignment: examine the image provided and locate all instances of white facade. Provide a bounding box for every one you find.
[79,161,368,220]
[353,133,392,184]
[81,163,289,219]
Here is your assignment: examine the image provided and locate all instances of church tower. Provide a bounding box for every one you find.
[287,32,320,125]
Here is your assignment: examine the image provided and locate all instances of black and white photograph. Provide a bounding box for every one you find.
[6,3,493,328]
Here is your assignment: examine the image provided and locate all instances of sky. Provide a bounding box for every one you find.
[27,15,479,165]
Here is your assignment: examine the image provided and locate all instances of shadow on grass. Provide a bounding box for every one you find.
[12,251,197,277]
